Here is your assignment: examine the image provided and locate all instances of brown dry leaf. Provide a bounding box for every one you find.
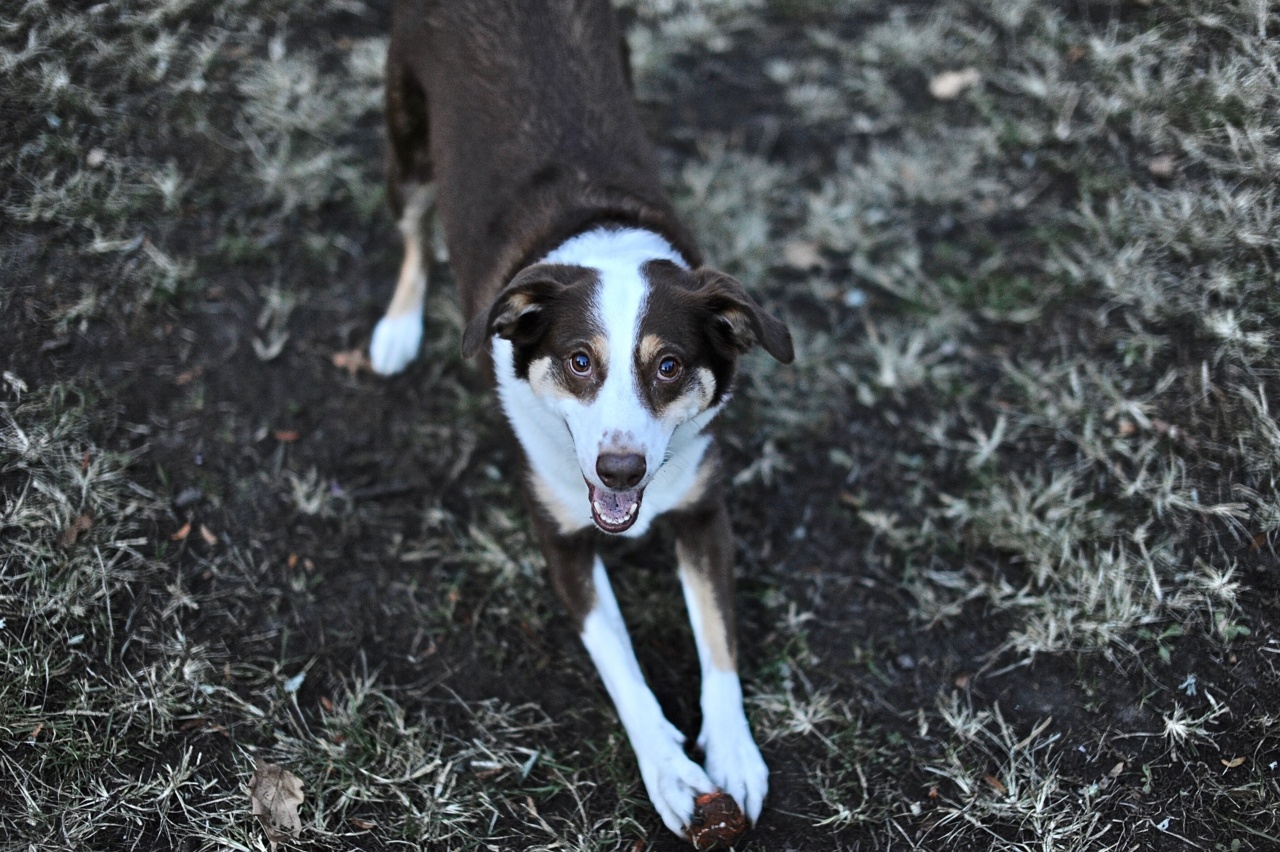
[350,817,376,830]
[59,513,93,548]
[1148,155,1176,177]
[171,521,192,541]
[273,429,301,443]
[1065,45,1087,62]
[175,366,203,386]
[332,348,372,377]
[1221,755,1246,769]
[929,68,981,100]
[199,524,218,546]
[249,760,305,849]
[781,239,826,271]
[982,774,1007,795]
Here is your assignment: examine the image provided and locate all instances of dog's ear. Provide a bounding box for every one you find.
[694,269,794,364]
[461,264,589,358]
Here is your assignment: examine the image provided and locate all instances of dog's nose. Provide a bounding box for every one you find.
[596,453,646,490]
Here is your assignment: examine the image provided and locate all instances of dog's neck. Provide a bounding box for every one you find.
[539,226,689,270]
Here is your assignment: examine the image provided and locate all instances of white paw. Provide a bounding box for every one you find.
[369,313,423,375]
[635,718,716,838]
[699,711,769,824]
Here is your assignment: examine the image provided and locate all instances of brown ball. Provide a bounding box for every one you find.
[688,791,748,850]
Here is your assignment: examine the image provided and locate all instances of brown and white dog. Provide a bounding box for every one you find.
[370,0,793,840]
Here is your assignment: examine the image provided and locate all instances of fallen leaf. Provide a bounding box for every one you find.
[249,760,305,850]
[954,673,971,689]
[1109,761,1125,777]
[29,722,44,741]
[320,696,333,712]
[982,774,1007,795]
[273,429,300,443]
[1221,756,1246,768]
[287,553,299,569]
[929,68,981,100]
[332,348,372,377]
[350,817,376,830]
[81,450,91,471]
[59,513,93,548]
[781,239,826,271]
[1147,155,1176,177]
[1065,45,1087,62]
[199,524,217,546]
[171,521,192,541]
[175,366,203,385]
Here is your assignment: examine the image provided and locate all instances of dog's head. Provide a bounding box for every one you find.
[463,253,792,534]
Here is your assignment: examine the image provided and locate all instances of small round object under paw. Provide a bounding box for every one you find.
[687,791,748,850]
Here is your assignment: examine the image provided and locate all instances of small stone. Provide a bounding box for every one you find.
[173,487,204,508]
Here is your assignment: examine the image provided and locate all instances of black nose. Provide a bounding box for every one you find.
[596,453,646,490]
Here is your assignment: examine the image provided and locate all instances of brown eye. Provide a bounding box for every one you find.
[568,351,593,377]
[657,356,682,381]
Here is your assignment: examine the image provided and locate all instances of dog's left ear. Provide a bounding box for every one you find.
[461,264,589,358]
[696,269,794,364]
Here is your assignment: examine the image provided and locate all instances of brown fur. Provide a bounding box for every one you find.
[386,0,703,328]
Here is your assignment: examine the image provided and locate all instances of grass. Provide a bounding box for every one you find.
[3,0,1280,849]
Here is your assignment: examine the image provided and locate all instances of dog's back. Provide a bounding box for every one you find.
[389,0,699,321]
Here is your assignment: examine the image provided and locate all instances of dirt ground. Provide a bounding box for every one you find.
[3,1,1279,850]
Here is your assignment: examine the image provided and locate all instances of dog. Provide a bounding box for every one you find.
[369,0,793,840]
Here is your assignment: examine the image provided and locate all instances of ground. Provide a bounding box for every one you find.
[3,0,1279,850]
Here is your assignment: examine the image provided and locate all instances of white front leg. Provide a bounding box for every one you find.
[580,558,714,837]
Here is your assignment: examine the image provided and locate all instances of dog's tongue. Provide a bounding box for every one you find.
[589,484,642,533]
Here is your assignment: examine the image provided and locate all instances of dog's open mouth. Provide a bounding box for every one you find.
[588,483,643,534]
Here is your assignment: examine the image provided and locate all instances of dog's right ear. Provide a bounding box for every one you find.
[461,264,590,358]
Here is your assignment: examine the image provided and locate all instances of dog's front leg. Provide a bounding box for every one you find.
[533,510,715,838]
[673,498,769,824]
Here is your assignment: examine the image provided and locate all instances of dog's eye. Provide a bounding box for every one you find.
[567,351,593,377]
[656,356,682,381]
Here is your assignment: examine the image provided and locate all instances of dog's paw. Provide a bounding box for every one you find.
[699,715,769,825]
[370,313,423,375]
[634,719,716,838]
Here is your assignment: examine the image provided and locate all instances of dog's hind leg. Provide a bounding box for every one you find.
[529,500,715,840]
[371,39,433,376]
[673,498,769,825]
